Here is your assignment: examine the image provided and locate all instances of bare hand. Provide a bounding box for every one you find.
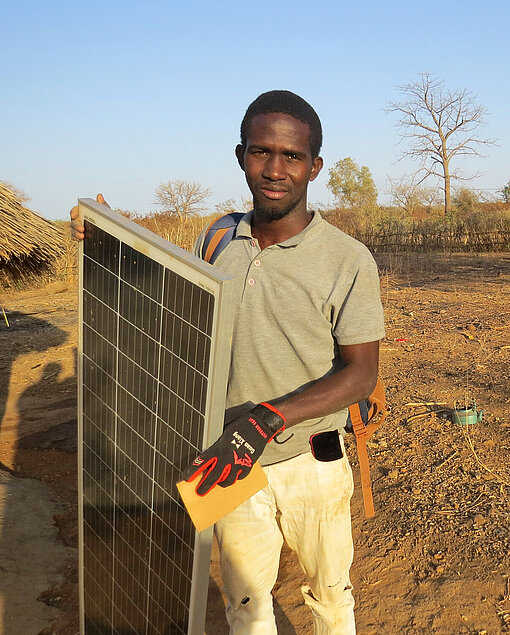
[69,193,110,241]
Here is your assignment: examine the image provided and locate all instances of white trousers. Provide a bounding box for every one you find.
[215,445,356,634]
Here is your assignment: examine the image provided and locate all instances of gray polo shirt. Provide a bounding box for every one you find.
[194,211,385,465]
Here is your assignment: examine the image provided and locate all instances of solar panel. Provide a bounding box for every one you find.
[77,199,234,634]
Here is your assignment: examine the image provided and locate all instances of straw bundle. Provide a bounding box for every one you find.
[0,183,65,282]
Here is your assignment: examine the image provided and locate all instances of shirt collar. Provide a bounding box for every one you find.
[236,210,324,247]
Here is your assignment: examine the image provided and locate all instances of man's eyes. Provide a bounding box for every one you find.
[249,149,301,160]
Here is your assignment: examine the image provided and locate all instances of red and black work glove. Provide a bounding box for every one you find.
[181,402,285,496]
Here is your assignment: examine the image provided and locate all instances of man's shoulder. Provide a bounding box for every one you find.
[315,215,375,264]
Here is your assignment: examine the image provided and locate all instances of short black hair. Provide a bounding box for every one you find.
[240,90,323,158]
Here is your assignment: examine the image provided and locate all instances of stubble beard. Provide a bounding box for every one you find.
[252,197,301,222]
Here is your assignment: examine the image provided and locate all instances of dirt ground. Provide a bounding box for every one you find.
[0,252,509,635]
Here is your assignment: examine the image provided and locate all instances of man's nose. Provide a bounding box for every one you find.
[262,154,286,180]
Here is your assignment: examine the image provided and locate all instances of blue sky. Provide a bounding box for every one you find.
[1,0,508,220]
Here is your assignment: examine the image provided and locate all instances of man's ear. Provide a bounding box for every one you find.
[309,156,323,182]
[235,144,246,171]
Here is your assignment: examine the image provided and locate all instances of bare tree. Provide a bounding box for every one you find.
[215,197,253,215]
[388,175,438,217]
[0,181,30,203]
[387,74,495,216]
[154,180,211,219]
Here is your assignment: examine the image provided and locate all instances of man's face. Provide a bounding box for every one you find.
[235,113,323,220]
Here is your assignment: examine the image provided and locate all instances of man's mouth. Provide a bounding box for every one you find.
[261,189,287,200]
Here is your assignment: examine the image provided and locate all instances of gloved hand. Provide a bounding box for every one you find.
[182,402,285,496]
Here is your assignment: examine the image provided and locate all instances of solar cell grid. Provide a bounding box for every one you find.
[78,200,233,634]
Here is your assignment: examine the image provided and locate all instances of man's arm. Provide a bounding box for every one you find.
[274,340,380,427]
[182,340,379,494]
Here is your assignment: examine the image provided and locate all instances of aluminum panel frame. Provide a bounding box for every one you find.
[77,199,234,634]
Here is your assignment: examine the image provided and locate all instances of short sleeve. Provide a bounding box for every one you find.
[331,259,386,345]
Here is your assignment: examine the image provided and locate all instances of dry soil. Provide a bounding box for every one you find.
[0,252,509,635]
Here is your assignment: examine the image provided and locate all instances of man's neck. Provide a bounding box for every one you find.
[251,208,313,250]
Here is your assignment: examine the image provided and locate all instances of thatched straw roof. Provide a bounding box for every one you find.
[0,183,64,272]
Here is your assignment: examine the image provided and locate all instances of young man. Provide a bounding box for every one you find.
[183,91,384,634]
[71,91,385,634]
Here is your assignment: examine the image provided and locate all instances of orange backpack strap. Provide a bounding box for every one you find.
[348,402,375,517]
[203,227,232,263]
[201,212,244,264]
[364,378,386,440]
[348,377,386,518]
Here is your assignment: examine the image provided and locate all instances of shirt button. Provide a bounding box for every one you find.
[248,278,255,285]
[250,240,256,247]
[254,259,261,266]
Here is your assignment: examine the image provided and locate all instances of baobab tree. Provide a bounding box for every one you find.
[388,74,495,216]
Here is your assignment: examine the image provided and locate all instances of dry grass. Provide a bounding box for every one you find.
[130,211,213,252]
[324,205,510,253]
[52,225,78,284]
[53,212,216,285]
[11,204,510,292]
